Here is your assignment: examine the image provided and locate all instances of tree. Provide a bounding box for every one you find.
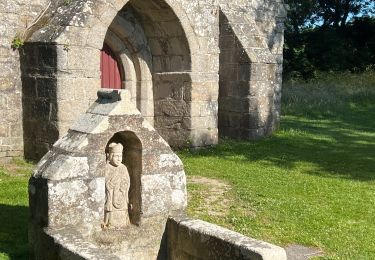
[285,0,375,30]
[315,0,375,29]
[285,0,317,33]
[283,0,375,79]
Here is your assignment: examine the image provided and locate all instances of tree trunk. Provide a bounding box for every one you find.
[340,0,351,28]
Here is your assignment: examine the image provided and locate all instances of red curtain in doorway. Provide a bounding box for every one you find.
[100,44,122,89]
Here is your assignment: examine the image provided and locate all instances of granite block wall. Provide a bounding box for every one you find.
[0,0,286,160]
[0,0,48,160]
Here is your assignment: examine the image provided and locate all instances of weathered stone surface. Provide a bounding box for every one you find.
[47,178,104,228]
[1,0,287,163]
[37,215,168,260]
[29,90,188,259]
[168,216,287,260]
[217,4,285,140]
[190,128,219,147]
[38,154,89,181]
[54,133,89,152]
[87,89,140,116]
[0,9,29,170]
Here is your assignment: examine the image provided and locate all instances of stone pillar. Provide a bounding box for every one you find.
[187,4,220,147]
[189,73,219,147]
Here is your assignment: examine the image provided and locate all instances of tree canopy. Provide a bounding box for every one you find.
[284,0,375,79]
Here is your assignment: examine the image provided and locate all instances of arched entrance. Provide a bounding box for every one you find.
[20,0,220,160]
[103,2,194,145]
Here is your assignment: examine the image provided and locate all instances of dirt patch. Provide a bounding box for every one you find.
[188,176,233,217]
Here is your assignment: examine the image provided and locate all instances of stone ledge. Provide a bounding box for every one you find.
[168,216,287,260]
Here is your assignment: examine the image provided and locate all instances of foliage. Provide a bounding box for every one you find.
[284,17,375,79]
[283,71,375,116]
[182,72,375,259]
[285,0,374,30]
[11,36,24,50]
[315,0,374,28]
[284,0,375,79]
[284,0,318,33]
[63,43,70,52]
[63,0,72,5]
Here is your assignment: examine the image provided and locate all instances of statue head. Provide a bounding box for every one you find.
[108,143,123,167]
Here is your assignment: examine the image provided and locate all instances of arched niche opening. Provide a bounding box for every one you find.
[106,131,142,226]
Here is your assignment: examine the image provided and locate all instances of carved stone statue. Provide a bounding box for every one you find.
[102,143,131,229]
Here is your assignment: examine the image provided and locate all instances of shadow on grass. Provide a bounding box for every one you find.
[0,204,29,259]
[183,103,375,181]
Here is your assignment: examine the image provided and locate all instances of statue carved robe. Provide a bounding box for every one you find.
[104,163,130,228]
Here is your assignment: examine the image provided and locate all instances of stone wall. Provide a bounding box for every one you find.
[0,0,48,160]
[0,0,286,160]
[177,1,221,148]
[20,42,101,160]
[218,10,252,138]
[167,216,287,260]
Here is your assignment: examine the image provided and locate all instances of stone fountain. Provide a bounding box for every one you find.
[29,89,286,259]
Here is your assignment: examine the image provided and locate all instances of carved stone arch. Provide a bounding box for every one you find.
[74,0,198,131]
[78,0,199,66]
[86,0,201,147]
[104,25,154,125]
[21,0,219,160]
[104,31,137,93]
[106,10,154,124]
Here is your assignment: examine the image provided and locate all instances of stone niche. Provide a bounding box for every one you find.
[29,89,187,259]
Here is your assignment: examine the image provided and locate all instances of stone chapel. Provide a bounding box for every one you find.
[0,0,287,160]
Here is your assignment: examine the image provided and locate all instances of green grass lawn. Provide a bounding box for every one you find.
[181,72,375,259]
[0,159,32,260]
